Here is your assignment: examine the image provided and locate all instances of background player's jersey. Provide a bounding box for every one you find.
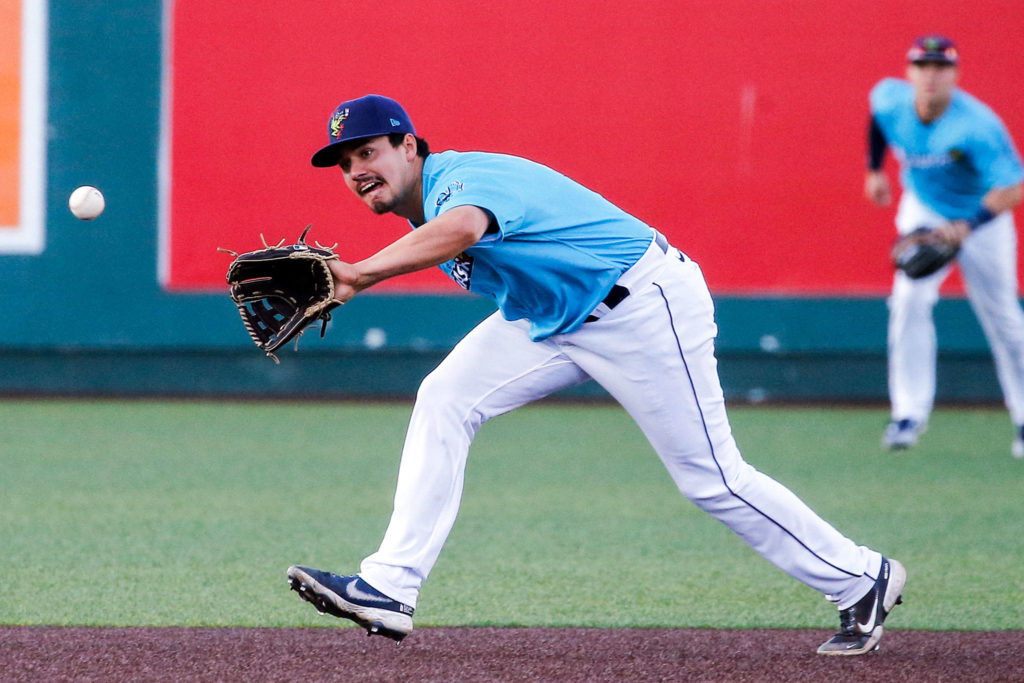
[870,78,1024,219]
[417,150,655,340]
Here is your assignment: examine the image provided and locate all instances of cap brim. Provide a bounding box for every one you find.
[311,141,344,168]
[907,49,957,65]
[311,133,387,168]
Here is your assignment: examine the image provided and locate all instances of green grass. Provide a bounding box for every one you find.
[1,400,1021,630]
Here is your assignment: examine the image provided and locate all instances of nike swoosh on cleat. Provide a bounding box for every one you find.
[856,609,877,633]
[346,581,395,605]
[856,564,890,631]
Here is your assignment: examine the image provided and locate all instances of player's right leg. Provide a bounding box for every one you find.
[569,254,886,606]
[561,248,905,653]
[287,311,590,633]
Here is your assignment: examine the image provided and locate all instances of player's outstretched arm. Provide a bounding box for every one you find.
[329,205,490,302]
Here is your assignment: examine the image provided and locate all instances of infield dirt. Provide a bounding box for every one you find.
[3,625,1020,681]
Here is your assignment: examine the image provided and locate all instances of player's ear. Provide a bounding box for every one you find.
[403,134,418,161]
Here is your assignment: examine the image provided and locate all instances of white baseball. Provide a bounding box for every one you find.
[69,186,105,220]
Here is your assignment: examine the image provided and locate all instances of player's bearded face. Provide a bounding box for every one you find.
[340,137,419,215]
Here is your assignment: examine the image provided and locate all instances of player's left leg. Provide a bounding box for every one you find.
[958,215,1024,454]
[562,251,889,608]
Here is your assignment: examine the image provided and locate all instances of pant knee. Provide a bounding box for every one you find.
[413,369,486,436]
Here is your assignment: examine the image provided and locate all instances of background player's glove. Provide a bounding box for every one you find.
[891,226,960,279]
[223,225,342,362]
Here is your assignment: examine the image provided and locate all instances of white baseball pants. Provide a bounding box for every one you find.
[889,191,1024,425]
[360,238,883,610]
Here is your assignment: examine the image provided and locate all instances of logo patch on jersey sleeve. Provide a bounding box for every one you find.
[450,251,473,290]
[435,180,465,207]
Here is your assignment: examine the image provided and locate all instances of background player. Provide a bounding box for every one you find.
[287,94,906,655]
[866,36,1024,455]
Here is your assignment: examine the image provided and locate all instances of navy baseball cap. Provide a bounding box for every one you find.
[311,94,416,168]
[906,35,959,65]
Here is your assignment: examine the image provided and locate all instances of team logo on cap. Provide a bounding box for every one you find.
[330,108,350,139]
[908,36,958,64]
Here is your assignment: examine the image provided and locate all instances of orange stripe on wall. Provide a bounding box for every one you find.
[0,0,22,228]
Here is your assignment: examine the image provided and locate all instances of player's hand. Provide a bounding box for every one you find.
[328,259,363,303]
[865,171,892,206]
[934,220,970,247]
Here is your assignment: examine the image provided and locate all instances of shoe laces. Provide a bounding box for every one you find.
[836,604,858,635]
[835,581,879,635]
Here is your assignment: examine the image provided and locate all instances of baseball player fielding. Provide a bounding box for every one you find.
[279,93,906,656]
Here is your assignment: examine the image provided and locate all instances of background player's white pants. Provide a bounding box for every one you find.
[360,241,882,610]
[890,192,1024,425]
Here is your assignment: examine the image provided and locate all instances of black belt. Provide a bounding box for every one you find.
[585,232,675,323]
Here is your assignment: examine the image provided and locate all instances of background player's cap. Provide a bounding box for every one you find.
[311,94,416,168]
[906,35,959,65]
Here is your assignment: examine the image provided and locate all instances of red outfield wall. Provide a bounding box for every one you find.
[164,0,1024,296]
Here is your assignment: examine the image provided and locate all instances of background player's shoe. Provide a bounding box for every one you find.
[1012,425,1024,459]
[882,419,925,450]
[817,557,906,656]
[287,565,414,641]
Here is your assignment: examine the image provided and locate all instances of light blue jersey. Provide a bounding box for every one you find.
[870,78,1024,219]
[417,150,655,340]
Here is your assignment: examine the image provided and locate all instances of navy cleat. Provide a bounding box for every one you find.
[817,557,906,655]
[287,565,414,642]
